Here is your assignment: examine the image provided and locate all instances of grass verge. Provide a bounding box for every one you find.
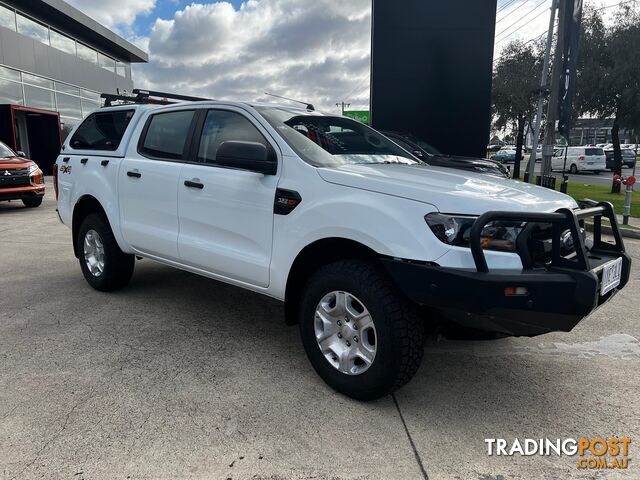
[558,182,639,218]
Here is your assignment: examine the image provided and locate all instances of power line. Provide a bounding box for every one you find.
[497,0,520,14]
[341,73,370,101]
[595,0,637,11]
[497,0,529,23]
[495,0,549,41]
[494,0,638,59]
[493,21,557,64]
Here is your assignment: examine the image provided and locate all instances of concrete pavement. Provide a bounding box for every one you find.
[1,179,639,479]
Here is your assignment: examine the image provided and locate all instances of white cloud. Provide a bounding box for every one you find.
[134,0,372,112]
[65,0,156,28]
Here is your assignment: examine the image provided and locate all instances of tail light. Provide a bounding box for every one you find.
[53,163,59,199]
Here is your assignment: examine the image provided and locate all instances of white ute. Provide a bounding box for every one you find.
[55,90,630,400]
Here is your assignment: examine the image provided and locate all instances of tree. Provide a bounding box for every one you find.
[492,41,543,178]
[575,5,640,193]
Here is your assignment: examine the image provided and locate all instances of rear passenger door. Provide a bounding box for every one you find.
[177,108,279,287]
[118,109,197,261]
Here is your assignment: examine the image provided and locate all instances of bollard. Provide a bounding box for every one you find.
[623,184,632,225]
[560,176,568,193]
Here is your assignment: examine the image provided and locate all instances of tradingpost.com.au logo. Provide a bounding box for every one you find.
[485,438,632,470]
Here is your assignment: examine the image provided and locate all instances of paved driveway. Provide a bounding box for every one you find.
[1,180,639,479]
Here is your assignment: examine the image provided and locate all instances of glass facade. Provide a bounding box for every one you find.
[76,42,98,64]
[0,3,15,30]
[0,2,131,78]
[50,29,76,56]
[16,12,49,44]
[0,64,103,139]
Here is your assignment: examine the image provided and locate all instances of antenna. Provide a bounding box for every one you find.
[264,92,314,111]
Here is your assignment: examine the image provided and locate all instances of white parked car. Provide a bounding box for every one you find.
[54,90,631,400]
[552,146,607,173]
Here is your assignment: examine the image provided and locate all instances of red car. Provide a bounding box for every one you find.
[0,141,45,208]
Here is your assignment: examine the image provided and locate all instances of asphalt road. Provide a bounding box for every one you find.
[1,179,639,480]
[506,157,638,187]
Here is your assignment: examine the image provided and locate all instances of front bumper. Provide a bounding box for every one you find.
[0,185,45,202]
[383,202,631,337]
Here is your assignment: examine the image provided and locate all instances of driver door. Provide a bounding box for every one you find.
[177,108,279,287]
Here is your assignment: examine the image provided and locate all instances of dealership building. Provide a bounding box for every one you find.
[0,0,148,172]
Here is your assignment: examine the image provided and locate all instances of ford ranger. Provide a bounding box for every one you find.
[54,90,631,400]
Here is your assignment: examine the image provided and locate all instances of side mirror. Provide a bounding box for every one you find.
[17,151,26,158]
[215,141,276,175]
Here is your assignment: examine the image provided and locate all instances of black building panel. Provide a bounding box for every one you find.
[371,0,497,158]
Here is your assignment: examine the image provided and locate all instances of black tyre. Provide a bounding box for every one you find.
[299,260,424,401]
[77,213,134,291]
[22,197,42,208]
[570,164,578,174]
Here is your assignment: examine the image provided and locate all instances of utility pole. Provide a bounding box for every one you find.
[541,0,566,180]
[336,101,350,114]
[525,0,558,183]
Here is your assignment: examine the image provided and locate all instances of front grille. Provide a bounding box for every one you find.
[0,168,31,188]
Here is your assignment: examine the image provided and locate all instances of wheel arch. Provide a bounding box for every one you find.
[284,237,381,326]
[71,195,108,258]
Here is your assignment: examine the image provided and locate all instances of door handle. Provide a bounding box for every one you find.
[184,180,204,189]
[127,170,142,178]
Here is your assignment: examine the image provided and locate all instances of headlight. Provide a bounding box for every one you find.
[28,164,44,186]
[425,213,526,252]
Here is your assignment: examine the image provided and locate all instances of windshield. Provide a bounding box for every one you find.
[402,134,442,155]
[0,141,16,158]
[256,107,419,167]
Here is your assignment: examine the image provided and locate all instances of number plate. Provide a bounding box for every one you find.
[601,257,623,296]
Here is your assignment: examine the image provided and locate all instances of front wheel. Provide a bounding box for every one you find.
[77,213,135,291]
[299,260,424,401]
[22,197,42,208]
[570,164,578,174]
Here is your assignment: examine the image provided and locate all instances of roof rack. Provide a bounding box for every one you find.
[101,89,212,107]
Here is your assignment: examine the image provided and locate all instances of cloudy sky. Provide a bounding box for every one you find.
[66,0,625,112]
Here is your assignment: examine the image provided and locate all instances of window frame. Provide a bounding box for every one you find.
[137,109,199,162]
[69,109,135,152]
[187,108,279,172]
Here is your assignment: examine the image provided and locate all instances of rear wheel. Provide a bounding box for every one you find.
[22,197,42,208]
[77,213,134,291]
[299,260,424,400]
